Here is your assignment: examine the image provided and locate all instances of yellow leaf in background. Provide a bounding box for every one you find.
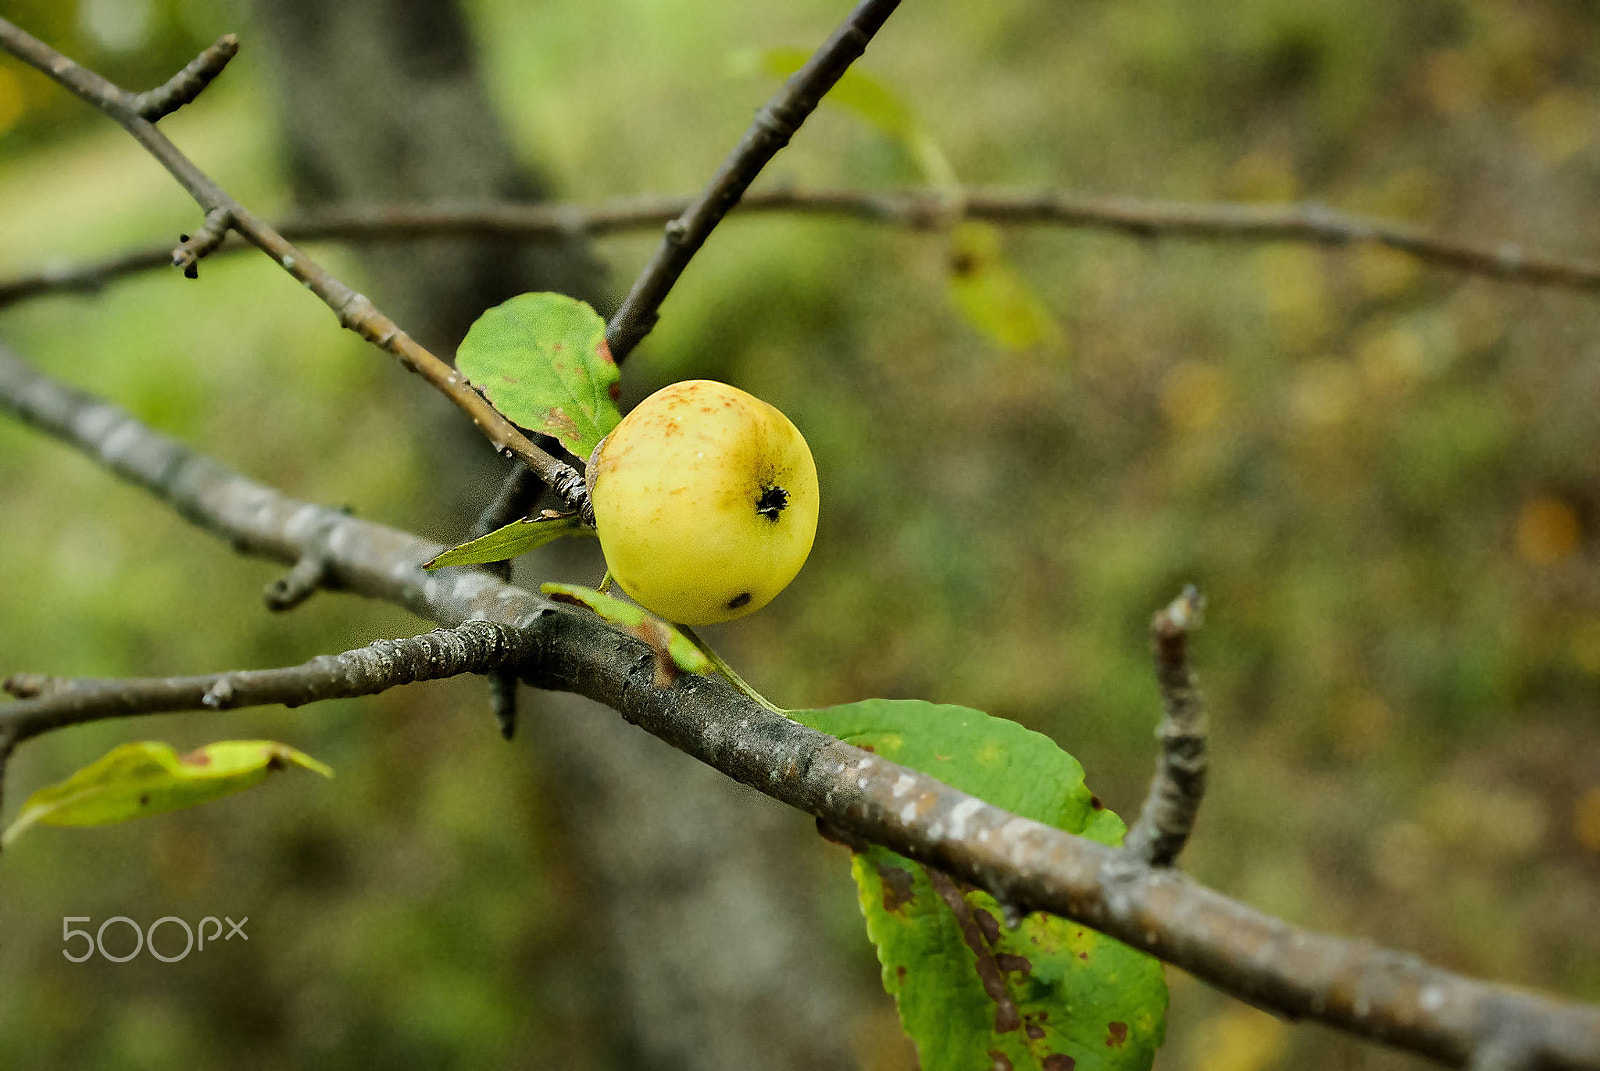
[748,52,1064,356]
[1574,786,1600,854]
[0,65,24,139]
[746,46,957,189]
[1192,1005,1288,1071]
[947,222,1067,354]
[2,740,332,847]
[1515,496,1580,565]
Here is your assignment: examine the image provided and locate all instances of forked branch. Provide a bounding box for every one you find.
[0,18,593,519]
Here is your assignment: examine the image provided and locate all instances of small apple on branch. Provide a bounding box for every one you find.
[424,293,818,695]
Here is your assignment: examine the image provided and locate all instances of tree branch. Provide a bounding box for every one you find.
[1122,584,1209,867]
[471,463,548,740]
[3,340,1597,1070]
[131,33,240,121]
[7,187,1600,312]
[0,621,534,743]
[604,0,905,361]
[0,19,592,520]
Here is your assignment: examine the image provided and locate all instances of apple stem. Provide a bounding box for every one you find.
[678,626,787,715]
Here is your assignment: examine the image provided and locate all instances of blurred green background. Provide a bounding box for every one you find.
[1,0,1598,1068]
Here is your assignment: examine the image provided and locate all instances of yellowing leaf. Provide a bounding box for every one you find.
[3,741,332,847]
[1191,1006,1288,1071]
[540,583,713,677]
[948,223,1066,354]
[750,46,957,189]
[1574,786,1600,854]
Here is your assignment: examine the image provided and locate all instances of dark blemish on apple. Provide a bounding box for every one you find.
[727,592,752,610]
[756,484,789,521]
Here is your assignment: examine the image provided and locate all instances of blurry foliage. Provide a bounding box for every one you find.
[2,0,1599,1068]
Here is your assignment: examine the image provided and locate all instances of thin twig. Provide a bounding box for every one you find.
[605,0,905,361]
[131,33,238,121]
[1122,584,1209,867]
[7,187,1600,312]
[0,18,592,519]
[0,622,535,742]
[3,341,1598,1070]
[263,552,329,612]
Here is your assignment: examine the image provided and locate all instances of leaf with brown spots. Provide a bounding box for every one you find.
[794,699,1166,1071]
[456,292,621,461]
[2,741,332,847]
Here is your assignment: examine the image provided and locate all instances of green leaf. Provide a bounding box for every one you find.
[456,292,621,460]
[2,740,333,846]
[948,222,1067,354]
[539,583,713,676]
[791,700,1166,1071]
[423,513,593,570]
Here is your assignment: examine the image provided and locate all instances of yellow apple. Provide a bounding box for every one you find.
[588,379,820,625]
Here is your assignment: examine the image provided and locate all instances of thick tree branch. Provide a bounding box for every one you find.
[1122,584,1209,867]
[7,187,1600,312]
[0,621,534,743]
[0,19,592,520]
[605,0,905,361]
[2,341,1598,1070]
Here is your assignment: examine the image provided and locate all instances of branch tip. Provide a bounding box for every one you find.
[605,0,903,361]
[1122,586,1210,868]
[134,33,239,121]
[171,208,233,278]
[264,552,330,612]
